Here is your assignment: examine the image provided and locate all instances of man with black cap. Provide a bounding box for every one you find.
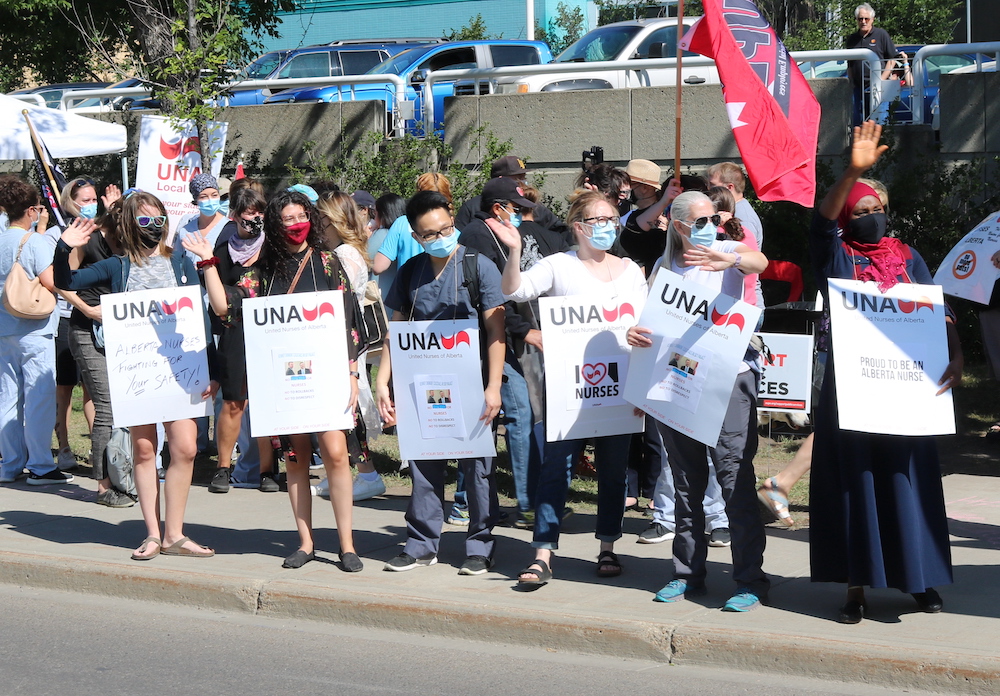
[456,156,567,236]
[461,177,568,528]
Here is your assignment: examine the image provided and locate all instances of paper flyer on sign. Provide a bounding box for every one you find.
[101,286,211,427]
[623,269,761,447]
[932,212,1000,304]
[539,294,645,442]
[389,319,496,460]
[757,332,814,413]
[243,291,352,436]
[828,278,954,436]
[134,115,227,244]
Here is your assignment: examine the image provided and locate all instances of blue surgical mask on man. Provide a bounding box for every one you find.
[197,197,222,217]
[79,203,98,219]
[689,220,717,247]
[423,229,461,258]
[587,221,618,251]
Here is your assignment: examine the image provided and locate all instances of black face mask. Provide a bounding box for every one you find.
[617,197,632,217]
[242,215,264,237]
[847,212,887,244]
[137,225,163,249]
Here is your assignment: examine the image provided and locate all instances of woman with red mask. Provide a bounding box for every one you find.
[808,122,962,623]
[184,189,363,572]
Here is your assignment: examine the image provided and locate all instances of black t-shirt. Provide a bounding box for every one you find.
[69,231,114,330]
[845,27,897,86]
[616,207,668,278]
[456,195,569,237]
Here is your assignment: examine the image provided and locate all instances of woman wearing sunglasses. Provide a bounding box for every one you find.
[54,191,219,560]
[492,190,649,586]
[627,190,770,612]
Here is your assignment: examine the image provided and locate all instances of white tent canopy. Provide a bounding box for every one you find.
[0,94,127,160]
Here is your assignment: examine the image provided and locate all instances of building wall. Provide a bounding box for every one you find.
[257,0,594,54]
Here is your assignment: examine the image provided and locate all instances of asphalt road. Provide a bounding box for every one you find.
[0,584,948,696]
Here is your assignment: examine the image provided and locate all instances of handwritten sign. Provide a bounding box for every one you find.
[243,291,353,436]
[828,278,954,435]
[101,285,211,427]
[933,211,1000,304]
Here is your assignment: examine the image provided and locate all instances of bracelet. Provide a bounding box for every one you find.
[732,252,743,270]
[196,256,220,270]
[349,370,360,379]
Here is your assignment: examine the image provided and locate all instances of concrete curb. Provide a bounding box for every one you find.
[3,549,999,694]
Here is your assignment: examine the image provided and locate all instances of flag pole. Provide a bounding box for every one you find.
[674,0,685,180]
[21,110,62,202]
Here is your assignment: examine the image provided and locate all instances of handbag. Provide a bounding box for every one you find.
[360,279,389,354]
[3,232,56,320]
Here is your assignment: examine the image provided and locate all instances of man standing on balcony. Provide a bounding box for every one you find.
[846,3,904,125]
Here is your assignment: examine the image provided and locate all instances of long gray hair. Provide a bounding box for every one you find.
[654,191,714,278]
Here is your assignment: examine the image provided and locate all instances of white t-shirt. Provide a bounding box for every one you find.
[504,250,648,303]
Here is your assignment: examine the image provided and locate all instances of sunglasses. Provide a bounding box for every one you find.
[71,178,95,192]
[136,215,166,228]
[679,215,722,228]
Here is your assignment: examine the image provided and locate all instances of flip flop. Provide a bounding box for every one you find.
[131,536,161,561]
[161,536,215,558]
[757,477,794,527]
[596,550,623,578]
[517,559,552,586]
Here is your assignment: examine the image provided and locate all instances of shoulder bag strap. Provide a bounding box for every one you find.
[14,232,33,263]
[286,247,313,295]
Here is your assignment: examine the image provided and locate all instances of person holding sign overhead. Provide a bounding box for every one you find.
[185,188,364,573]
[54,191,219,560]
[809,121,963,624]
[626,191,769,612]
[495,190,648,585]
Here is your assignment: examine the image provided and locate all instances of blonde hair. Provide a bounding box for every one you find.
[316,191,370,267]
[859,177,889,209]
[60,177,96,218]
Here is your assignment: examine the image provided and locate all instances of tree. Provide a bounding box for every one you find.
[536,2,587,55]
[443,13,497,41]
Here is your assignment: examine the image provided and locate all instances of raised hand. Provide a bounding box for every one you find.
[102,184,122,209]
[849,121,889,173]
[180,231,215,261]
[60,216,97,248]
[484,216,521,252]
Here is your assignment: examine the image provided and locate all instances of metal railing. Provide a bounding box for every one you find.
[420,49,881,135]
[910,41,1000,124]
[8,93,47,107]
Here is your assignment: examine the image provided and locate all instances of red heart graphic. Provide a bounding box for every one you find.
[582,363,607,385]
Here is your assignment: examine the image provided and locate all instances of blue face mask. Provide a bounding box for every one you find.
[509,212,522,228]
[218,200,230,217]
[79,203,98,219]
[587,221,618,251]
[423,229,461,258]
[197,197,222,216]
[689,221,717,247]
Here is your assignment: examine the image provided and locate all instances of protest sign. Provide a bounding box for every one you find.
[538,294,645,441]
[828,278,954,436]
[623,269,761,447]
[243,291,353,436]
[932,212,1000,305]
[134,115,227,243]
[389,319,496,460]
[101,286,211,427]
[757,332,814,413]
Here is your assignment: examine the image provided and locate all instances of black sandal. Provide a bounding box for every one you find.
[517,559,552,585]
[596,550,623,578]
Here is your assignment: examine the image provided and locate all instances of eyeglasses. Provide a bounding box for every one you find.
[415,224,456,241]
[281,213,310,225]
[136,215,166,228]
[857,16,872,23]
[582,216,621,226]
[678,215,722,228]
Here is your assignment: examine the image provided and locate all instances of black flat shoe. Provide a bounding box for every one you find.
[339,551,363,573]
[282,549,315,569]
[838,600,866,624]
[912,588,943,613]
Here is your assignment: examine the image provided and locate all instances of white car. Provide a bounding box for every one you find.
[494,18,719,94]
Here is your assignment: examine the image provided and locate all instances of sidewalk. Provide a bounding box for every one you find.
[1,471,998,694]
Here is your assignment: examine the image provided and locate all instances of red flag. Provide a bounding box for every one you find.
[681,0,820,207]
[235,160,246,180]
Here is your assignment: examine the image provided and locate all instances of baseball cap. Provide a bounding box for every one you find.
[481,177,536,209]
[490,155,527,178]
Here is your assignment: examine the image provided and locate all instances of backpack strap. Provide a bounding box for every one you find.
[461,247,481,314]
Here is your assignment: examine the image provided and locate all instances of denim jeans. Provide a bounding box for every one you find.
[500,361,540,513]
[68,323,113,480]
[532,433,630,550]
[230,404,261,484]
[0,332,56,478]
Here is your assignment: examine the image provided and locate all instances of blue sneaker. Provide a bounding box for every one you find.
[653,579,706,603]
[723,588,764,612]
[447,503,470,526]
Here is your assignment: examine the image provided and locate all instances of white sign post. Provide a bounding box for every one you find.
[623,269,761,447]
[757,332,814,414]
[243,291,353,436]
[932,211,1000,304]
[538,294,645,441]
[828,278,954,436]
[134,115,227,243]
[389,319,496,460]
[101,286,211,427]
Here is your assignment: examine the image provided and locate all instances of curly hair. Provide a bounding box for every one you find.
[316,190,370,268]
[259,189,329,285]
[0,175,40,221]
[117,192,169,265]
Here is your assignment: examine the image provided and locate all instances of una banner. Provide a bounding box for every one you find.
[388,319,496,461]
[680,0,821,207]
[932,211,1000,305]
[243,291,353,436]
[623,269,761,447]
[101,286,211,428]
[134,115,227,243]
[827,278,954,436]
[538,293,646,442]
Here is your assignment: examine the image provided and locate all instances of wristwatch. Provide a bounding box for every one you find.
[349,371,360,379]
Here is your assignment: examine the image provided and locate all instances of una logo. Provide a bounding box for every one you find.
[159,135,201,160]
[841,292,935,313]
[252,302,336,326]
[112,296,193,321]
[397,330,470,351]
[711,307,746,332]
[574,361,620,399]
[953,250,976,280]
[549,302,635,326]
